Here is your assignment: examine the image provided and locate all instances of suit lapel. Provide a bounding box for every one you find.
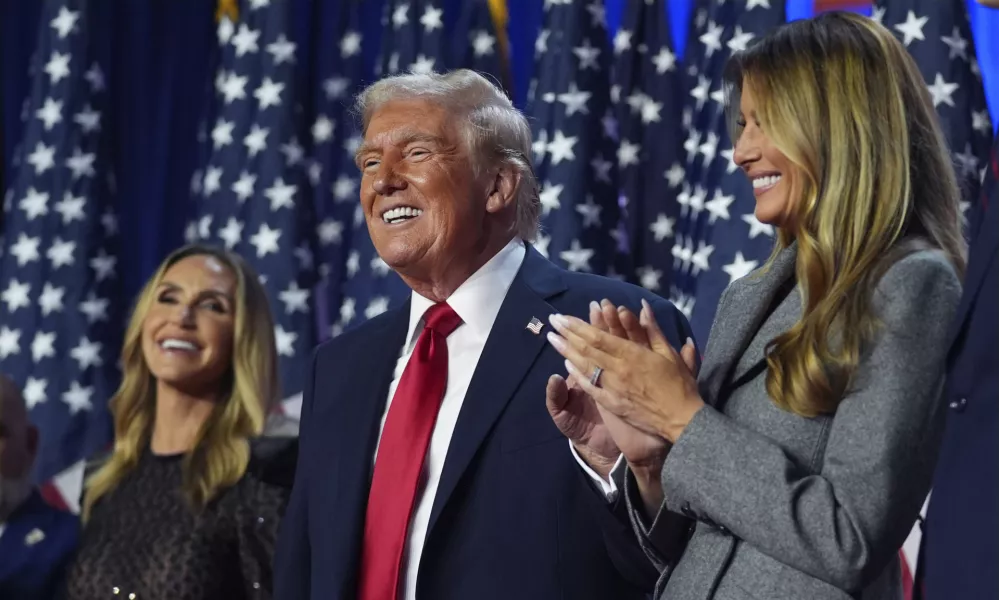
[697,242,798,406]
[425,247,566,536]
[948,201,998,349]
[329,302,409,568]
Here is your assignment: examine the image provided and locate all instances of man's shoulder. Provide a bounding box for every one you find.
[313,305,406,362]
[14,491,79,542]
[555,270,684,322]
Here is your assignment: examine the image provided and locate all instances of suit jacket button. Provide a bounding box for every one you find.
[949,397,968,412]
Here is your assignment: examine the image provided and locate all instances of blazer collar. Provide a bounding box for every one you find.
[698,241,797,406]
[425,244,566,536]
[329,244,567,582]
[948,200,998,349]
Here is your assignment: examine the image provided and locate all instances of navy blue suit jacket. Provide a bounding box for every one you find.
[920,135,999,599]
[275,245,695,600]
[0,491,79,600]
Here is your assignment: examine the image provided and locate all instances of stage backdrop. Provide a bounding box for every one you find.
[0,5,996,595]
[3,0,997,310]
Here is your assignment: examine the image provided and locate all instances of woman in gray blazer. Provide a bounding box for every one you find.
[545,11,966,600]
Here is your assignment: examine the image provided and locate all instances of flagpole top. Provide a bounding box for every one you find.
[216,0,239,23]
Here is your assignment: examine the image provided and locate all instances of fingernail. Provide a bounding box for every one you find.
[549,313,568,329]
[589,301,600,312]
[686,336,694,347]
[601,298,612,308]
[564,359,578,376]
[641,298,651,312]
[546,331,566,352]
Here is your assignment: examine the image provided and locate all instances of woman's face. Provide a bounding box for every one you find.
[733,81,800,228]
[141,254,237,397]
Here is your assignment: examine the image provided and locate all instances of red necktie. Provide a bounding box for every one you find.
[358,303,463,600]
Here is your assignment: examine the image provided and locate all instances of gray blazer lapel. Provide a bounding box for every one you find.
[697,242,798,406]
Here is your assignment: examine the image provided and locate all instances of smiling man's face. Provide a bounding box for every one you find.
[356,99,492,283]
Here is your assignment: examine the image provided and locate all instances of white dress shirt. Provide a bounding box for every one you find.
[373,238,621,600]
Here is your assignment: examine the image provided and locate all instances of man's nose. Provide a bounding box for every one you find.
[372,159,407,195]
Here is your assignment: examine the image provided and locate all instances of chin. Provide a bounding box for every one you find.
[754,207,777,226]
[373,239,431,273]
[754,199,787,228]
[155,373,224,399]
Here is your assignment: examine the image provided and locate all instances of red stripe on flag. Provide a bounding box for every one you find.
[900,548,914,600]
[813,0,871,11]
[39,481,70,512]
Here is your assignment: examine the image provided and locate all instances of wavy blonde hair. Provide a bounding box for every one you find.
[724,12,966,417]
[82,245,279,519]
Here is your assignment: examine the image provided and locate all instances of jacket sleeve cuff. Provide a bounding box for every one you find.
[623,462,694,570]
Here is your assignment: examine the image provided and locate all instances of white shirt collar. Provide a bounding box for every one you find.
[406,238,527,348]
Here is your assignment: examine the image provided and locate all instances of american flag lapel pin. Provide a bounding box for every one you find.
[25,528,45,546]
[526,317,544,335]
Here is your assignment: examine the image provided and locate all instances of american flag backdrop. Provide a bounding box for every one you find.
[670,0,788,343]
[873,0,994,234]
[611,0,685,295]
[333,0,507,334]
[188,0,318,403]
[526,0,626,278]
[0,0,121,511]
[307,0,372,341]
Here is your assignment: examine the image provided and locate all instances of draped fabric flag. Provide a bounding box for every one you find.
[526,0,625,278]
[671,0,787,343]
[188,0,317,403]
[308,0,373,340]
[0,0,120,511]
[334,0,506,333]
[612,0,685,295]
[874,0,994,236]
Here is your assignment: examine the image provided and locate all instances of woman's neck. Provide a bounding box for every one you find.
[150,384,218,455]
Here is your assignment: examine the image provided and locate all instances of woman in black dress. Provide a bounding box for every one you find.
[64,244,295,600]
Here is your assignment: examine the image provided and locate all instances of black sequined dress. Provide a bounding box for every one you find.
[63,439,295,600]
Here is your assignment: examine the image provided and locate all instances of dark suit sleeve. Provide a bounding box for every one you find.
[273,348,319,599]
[578,295,696,588]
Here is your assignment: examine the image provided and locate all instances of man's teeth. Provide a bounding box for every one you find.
[161,339,197,351]
[382,206,423,224]
[753,175,782,190]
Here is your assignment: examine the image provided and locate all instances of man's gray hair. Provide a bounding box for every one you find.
[354,69,541,241]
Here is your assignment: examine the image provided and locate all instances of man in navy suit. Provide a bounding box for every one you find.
[0,374,79,599]
[274,69,694,600]
[918,125,999,598]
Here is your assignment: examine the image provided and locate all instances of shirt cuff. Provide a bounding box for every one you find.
[569,440,626,502]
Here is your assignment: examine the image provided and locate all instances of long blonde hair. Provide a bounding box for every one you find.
[82,245,279,519]
[724,12,966,417]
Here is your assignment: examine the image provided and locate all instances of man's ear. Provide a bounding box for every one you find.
[485,165,522,214]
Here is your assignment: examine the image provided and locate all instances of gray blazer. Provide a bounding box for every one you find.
[625,242,962,600]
